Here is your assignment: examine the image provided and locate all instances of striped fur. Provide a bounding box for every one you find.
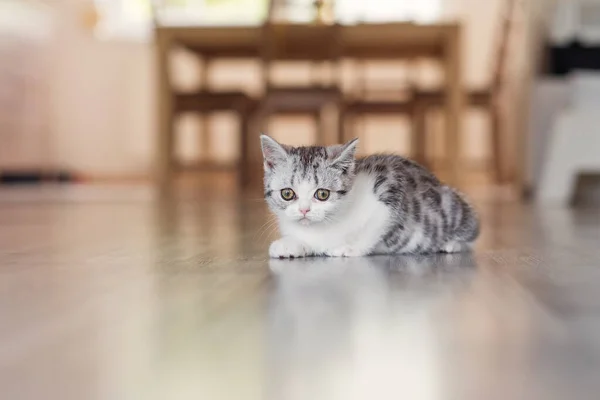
[261,135,480,258]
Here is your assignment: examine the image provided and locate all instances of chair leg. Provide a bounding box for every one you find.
[239,110,250,188]
[158,109,176,190]
[490,106,503,183]
[346,113,357,143]
[246,105,269,186]
[412,104,428,166]
[256,105,270,135]
[312,111,321,145]
[337,108,346,144]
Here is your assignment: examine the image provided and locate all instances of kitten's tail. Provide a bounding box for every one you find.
[446,187,480,243]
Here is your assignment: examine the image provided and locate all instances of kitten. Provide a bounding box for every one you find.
[261,135,480,258]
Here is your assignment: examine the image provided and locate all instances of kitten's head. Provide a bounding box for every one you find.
[261,135,358,225]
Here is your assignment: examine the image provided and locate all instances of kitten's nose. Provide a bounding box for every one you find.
[299,208,310,216]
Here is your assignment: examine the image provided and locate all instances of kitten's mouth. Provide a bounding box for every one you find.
[298,217,311,225]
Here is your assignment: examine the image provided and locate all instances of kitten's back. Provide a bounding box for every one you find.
[356,154,441,198]
[355,153,480,253]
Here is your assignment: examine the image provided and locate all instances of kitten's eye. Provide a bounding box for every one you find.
[315,189,330,201]
[280,188,296,201]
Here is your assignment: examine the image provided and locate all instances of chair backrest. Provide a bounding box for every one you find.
[490,0,520,94]
[261,23,342,88]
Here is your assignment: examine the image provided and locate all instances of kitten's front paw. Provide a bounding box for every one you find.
[326,246,365,258]
[269,238,308,259]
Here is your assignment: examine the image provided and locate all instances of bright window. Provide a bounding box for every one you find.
[93,0,441,40]
[336,0,441,24]
[94,0,269,39]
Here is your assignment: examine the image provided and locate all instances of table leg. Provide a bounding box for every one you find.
[156,30,174,191]
[200,58,212,164]
[239,105,252,188]
[444,25,464,187]
[412,101,427,166]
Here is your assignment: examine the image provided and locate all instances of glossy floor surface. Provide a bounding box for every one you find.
[1,184,600,400]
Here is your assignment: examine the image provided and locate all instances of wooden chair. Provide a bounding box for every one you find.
[336,23,432,163]
[152,1,257,187]
[337,62,421,161]
[413,0,519,182]
[255,23,344,145]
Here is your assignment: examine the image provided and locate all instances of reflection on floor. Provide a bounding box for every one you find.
[0,180,599,400]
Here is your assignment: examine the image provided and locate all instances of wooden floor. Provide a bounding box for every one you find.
[1,180,600,400]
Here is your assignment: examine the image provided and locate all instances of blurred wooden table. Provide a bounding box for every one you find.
[155,23,464,186]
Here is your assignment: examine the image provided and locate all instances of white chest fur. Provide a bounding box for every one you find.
[278,173,391,254]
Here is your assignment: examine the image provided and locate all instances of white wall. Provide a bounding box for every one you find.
[47,0,155,177]
[0,1,54,170]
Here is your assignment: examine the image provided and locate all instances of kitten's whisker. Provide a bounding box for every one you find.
[323,214,343,225]
[260,225,279,243]
[255,217,279,242]
[255,215,277,235]
[257,224,278,244]
[254,216,276,239]
[257,218,277,237]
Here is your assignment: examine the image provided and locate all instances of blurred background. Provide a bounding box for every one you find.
[5,2,600,399]
[0,0,547,197]
[0,0,598,201]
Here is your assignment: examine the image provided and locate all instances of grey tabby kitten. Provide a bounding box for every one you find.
[261,135,479,258]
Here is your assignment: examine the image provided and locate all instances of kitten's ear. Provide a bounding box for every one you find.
[328,138,358,173]
[260,134,288,170]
